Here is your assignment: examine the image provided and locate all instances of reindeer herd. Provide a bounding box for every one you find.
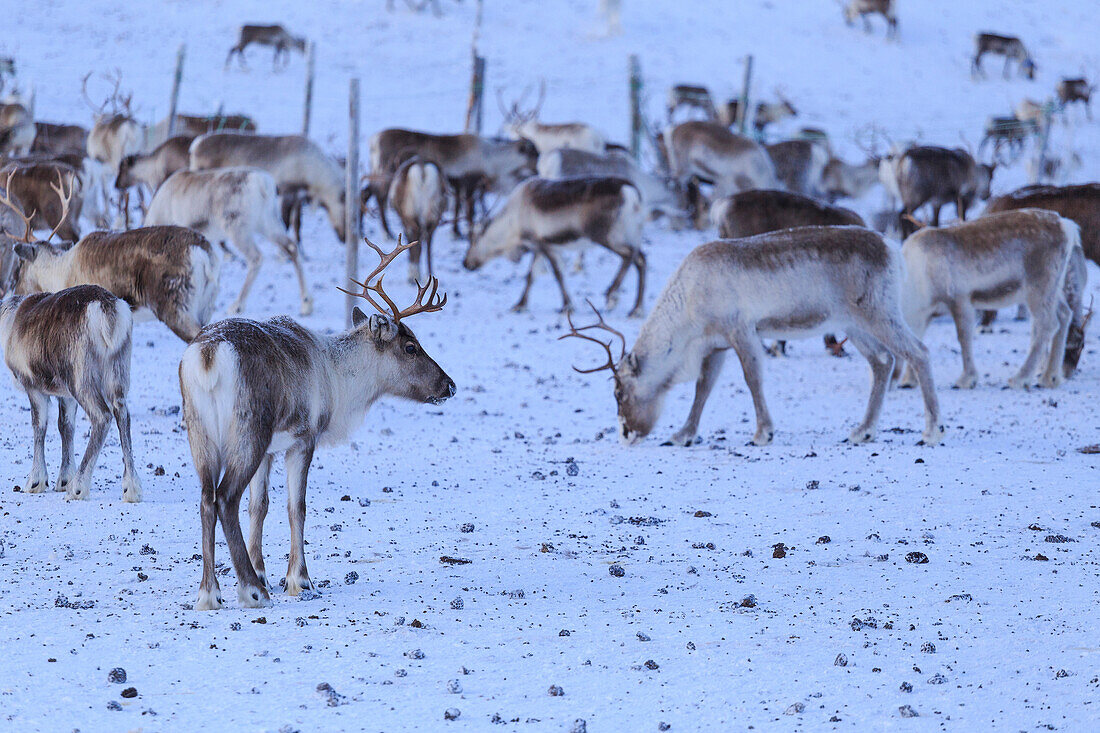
[0,11,1096,610]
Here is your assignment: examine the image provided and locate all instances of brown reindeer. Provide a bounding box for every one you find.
[1057,78,1094,119]
[0,164,82,242]
[225,25,307,70]
[890,146,994,235]
[31,122,88,156]
[115,135,195,194]
[972,33,1036,80]
[180,237,454,609]
[843,0,898,38]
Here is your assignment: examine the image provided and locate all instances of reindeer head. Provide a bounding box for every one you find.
[498,81,546,133]
[115,153,139,190]
[0,170,75,295]
[340,236,455,405]
[463,194,522,269]
[559,302,658,445]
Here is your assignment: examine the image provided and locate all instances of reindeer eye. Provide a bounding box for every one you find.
[404,343,417,355]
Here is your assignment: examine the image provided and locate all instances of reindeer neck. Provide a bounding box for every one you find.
[323,330,388,407]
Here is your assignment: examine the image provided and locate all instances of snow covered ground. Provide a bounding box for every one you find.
[2,0,1099,730]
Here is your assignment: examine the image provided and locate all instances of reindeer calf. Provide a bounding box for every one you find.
[1,285,141,501]
[900,210,1080,390]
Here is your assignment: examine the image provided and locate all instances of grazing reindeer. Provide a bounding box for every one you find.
[972,33,1036,80]
[537,147,684,220]
[843,0,898,38]
[190,132,347,242]
[0,163,82,242]
[5,225,219,342]
[115,135,195,194]
[979,115,1037,161]
[387,156,448,282]
[1057,78,1094,119]
[1,285,141,502]
[32,122,88,156]
[820,155,881,202]
[753,94,798,135]
[225,24,307,70]
[147,113,256,148]
[368,128,538,238]
[463,177,646,316]
[765,140,828,198]
[144,168,312,316]
[666,84,718,124]
[180,238,455,609]
[663,121,780,213]
[891,146,994,235]
[561,226,943,447]
[499,83,607,154]
[900,210,1080,389]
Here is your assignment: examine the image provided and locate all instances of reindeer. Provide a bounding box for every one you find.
[499,83,606,154]
[32,122,88,156]
[190,132,347,243]
[463,177,646,316]
[0,98,35,156]
[561,226,943,447]
[900,210,1080,391]
[3,224,219,342]
[387,156,447,282]
[0,163,82,242]
[386,0,449,16]
[752,95,798,135]
[972,33,1036,80]
[667,85,718,124]
[180,238,454,609]
[367,128,538,238]
[147,113,256,148]
[843,0,898,38]
[115,135,194,195]
[1,285,141,502]
[536,147,684,220]
[765,139,828,198]
[225,24,307,70]
[144,168,312,316]
[978,115,1038,162]
[82,72,144,221]
[820,156,881,202]
[663,121,780,222]
[890,146,994,235]
[1057,78,1094,119]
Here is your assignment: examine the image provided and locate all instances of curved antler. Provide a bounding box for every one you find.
[0,169,37,243]
[337,235,447,323]
[557,300,626,374]
[46,171,74,242]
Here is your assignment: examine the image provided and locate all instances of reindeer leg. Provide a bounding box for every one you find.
[512,250,539,313]
[948,299,979,389]
[23,390,50,493]
[56,396,77,493]
[845,330,895,444]
[110,394,142,503]
[541,246,574,314]
[629,249,647,318]
[450,189,462,238]
[863,316,943,446]
[1039,299,1072,389]
[68,396,111,501]
[424,226,435,280]
[196,460,223,610]
[279,235,313,317]
[666,349,727,447]
[407,225,423,284]
[1010,288,1059,388]
[730,326,774,446]
[247,454,274,591]
[284,440,316,596]
[226,233,262,316]
[216,460,271,608]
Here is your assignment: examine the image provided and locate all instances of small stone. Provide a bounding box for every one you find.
[344,571,358,585]
[739,594,757,608]
[898,705,918,718]
[693,510,712,518]
[905,551,929,564]
[609,564,625,577]
[106,700,122,711]
[559,629,571,637]
[927,673,947,685]
[920,642,936,653]
[834,653,848,667]
[394,669,407,677]
[1045,534,1074,543]
[460,523,475,533]
[686,642,696,650]
[548,684,564,696]
[295,617,307,627]
[785,702,805,715]
[140,544,156,555]
[636,632,651,641]
[153,466,165,476]
[120,687,137,699]
[658,724,671,731]
[450,597,464,610]
[644,659,659,670]
[816,536,831,544]
[1033,553,1049,561]
[805,480,820,490]
[447,679,462,694]
[899,681,913,693]
[566,462,579,476]
[570,719,587,733]
[1055,669,1071,679]
[406,649,425,660]
[772,543,787,559]
[358,498,371,507]
[108,668,127,684]
[444,708,461,721]
[230,622,241,631]
[410,619,424,628]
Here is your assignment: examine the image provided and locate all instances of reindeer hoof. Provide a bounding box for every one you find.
[953,374,978,390]
[665,431,696,447]
[24,477,47,494]
[284,575,313,596]
[195,588,224,611]
[750,430,774,447]
[919,425,945,447]
[239,585,272,608]
[300,299,314,317]
[1006,376,1031,390]
[847,428,876,445]
[65,483,90,501]
[1040,373,1063,390]
[510,303,528,314]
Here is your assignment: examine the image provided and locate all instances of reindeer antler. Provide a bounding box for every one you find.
[557,300,627,374]
[46,171,74,243]
[1082,296,1095,332]
[0,169,37,243]
[338,235,447,323]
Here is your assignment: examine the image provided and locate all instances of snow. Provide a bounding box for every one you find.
[2,0,1100,730]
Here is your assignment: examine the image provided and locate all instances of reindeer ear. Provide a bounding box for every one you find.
[368,313,399,342]
[352,306,368,327]
[13,243,38,261]
[624,352,640,375]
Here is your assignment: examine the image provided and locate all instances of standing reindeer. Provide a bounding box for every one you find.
[765,139,828,198]
[499,83,607,154]
[144,168,312,316]
[180,237,455,609]
[1,284,141,502]
[820,155,881,202]
[0,163,82,242]
[666,84,718,124]
[225,24,307,70]
[115,135,195,194]
[890,146,994,235]
[843,0,898,38]
[190,132,346,242]
[387,156,448,282]
[899,210,1080,389]
[561,227,943,447]
[32,122,88,156]
[537,147,685,220]
[972,33,1036,80]
[463,177,647,316]
[1057,78,1094,119]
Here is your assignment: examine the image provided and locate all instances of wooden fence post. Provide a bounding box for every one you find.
[166,44,186,137]
[738,54,753,136]
[629,54,642,160]
[345,78,361,329]
[464,54,486,133]
[302,42,316,136]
